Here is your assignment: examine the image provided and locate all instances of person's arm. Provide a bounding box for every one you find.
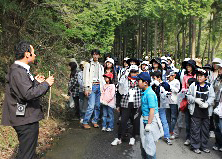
[206,85,215,106]
[11,70,49,101]
[182,76,187,92]
[148,108,155,124]
[186,83,195,104]
[106,85,116,103]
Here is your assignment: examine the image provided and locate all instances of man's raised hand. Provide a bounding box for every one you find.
[45,76,54,86]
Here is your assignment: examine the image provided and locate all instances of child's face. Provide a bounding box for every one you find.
[141,64,147,71]
[161,63,166,69]
[153,76,160,81]
[197,74,206,83]
[153,62,159,68]
[124,61,128,67]
[130,61,136,65]
[218,67,222,75]
[186,65,192,73]
[213,64,218,70]
[167,75,175,81]
[130,72,138,77]
[104,77,110,83]
[138,80,145,89]
[106,62,113,68]
[168,60,172,65]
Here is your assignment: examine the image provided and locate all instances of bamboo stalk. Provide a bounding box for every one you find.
[47,71,51,120]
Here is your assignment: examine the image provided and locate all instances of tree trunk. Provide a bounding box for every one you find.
[182,21,186,60]
[139,17,143,58]
[196,17,202,58]
[161,18,164,56]
[123,35,127,59]
[191,16,196,59]
[119,27,122,62]
[202,39,208,65]
[207,15,212,63]
[154,20,158,57]
[189,15,192,58]
[146,19,150,58]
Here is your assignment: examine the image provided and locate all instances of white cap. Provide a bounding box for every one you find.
[161,56,168,64]
[167,57,172,62]
[105,58,114,65]
[124,57,130,61]
[141,61,149,65]
[217,63,222,68]
[212,58,222,64]
[184,58,191,62]
[80,61,85,65]
[145,56,149,60]
[129,65,139,72]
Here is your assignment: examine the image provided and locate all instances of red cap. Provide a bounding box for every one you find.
[103,73,114,79]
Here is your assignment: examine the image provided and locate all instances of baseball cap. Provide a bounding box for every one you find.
[103,73,114,79]
[141,61,149,65]
[166,71,176,78]
[136,72,151,83]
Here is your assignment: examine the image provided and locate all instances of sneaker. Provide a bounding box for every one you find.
[129,138,135,146]
[209,131,215,138]
[102,127,106,131]
[111,138,122,146]
[106,128,113,132]
[193,149,201,154]
[170,134,179,140]
[184,139,190,146]
[166,138,172,145]
[212,146,219,151]
[82,124,91,129]
[201,148,210,153]
[219,148,222,152]
[80,119,83,124]
[93,123,99,128]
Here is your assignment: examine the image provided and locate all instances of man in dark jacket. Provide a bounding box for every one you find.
[1,41,54,159]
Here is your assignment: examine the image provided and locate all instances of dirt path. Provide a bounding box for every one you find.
[43,121,222,159]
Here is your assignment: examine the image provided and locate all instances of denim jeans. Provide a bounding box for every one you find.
[79,92,88,119]
[159,108,170,138]
[102,104,114,129]
[141,143,156,159]
[83,84,101,124]
[166,104,178,133]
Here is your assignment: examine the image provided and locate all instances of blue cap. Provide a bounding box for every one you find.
[136,72,151,83]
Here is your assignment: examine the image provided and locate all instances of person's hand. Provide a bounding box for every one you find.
[200,102,208,108]
[195,98,203,106]
[116,107,120,113]
[45,76,54,86]
[35,75,45,83]
[84,90,90,97]
[145,124,151,132]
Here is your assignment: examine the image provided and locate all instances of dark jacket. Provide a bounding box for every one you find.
[1,63,49,126]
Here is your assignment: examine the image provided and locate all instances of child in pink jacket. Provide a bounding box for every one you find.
[100,73,116,132]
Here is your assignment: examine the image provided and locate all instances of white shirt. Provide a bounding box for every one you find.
[128,80,136,102]
[14,61,34,81]
[168,79,180,104]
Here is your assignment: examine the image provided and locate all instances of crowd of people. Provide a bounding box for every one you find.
[68,49,222,159]
[1,41,221,159]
